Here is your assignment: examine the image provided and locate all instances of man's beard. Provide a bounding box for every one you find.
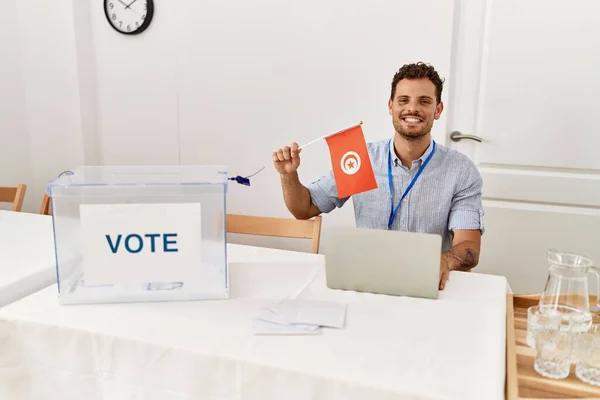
[393,116,433,142]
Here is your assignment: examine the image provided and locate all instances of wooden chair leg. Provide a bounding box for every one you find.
[12,184,26,212]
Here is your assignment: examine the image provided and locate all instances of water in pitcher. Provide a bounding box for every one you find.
[540,249,600,317]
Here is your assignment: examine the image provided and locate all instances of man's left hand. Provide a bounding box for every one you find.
[439,257,450,290]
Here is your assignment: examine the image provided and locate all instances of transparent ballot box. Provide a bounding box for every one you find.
[47,165,229,304]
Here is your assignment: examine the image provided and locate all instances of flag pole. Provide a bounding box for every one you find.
[299,121,363,150]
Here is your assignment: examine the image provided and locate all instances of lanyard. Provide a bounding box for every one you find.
[387,139,436,229]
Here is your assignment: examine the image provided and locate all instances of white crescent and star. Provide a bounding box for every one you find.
[340,151,361,175]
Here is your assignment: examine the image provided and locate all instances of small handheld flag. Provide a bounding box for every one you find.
[324,123,377,198]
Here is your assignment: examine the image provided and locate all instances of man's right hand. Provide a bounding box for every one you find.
[272,142,302,175]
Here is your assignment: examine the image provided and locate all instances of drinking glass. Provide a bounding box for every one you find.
[534,325,575,379]
[575,324,600,386]
[527,305,562,348]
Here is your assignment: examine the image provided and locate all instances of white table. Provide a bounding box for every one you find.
[0,242,508,400]
[0,210,56,307]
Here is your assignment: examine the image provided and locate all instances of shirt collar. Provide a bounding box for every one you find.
[389,139,435,167]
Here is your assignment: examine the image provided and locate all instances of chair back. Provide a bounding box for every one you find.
[40,194,52,215]
[0,184,27,212]
[226,214,322,254]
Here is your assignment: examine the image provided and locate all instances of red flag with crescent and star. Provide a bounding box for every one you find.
[325,124,378,198]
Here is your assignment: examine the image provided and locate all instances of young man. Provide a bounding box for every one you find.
[272,62,484,290]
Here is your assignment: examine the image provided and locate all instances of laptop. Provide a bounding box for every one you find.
[322,227,443,299]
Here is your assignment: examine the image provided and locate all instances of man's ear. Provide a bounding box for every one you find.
[388,99,393,115]
[435,101,444,120]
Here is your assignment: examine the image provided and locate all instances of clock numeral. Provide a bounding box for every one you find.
[136,21,140,26]
[127,25,131,31]
[144,3,147,10]
[119,21,123,27]
[109,3,114,9]
[142,14,146,20]
[112,13,116,20]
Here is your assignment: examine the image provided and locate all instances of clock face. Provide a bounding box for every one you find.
[104,0,154,35]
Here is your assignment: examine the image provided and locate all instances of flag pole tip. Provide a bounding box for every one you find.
[359,120,363,125]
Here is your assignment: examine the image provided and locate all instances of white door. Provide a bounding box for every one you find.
[447,0,600,293]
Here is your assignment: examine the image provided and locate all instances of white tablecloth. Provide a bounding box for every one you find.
[0,244,507,400]
[0,211,56,307]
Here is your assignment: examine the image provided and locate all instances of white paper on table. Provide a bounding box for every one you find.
[251,318,322,335]
[256,307,293,325]
[266,299,347,329]
[255,308,320,330]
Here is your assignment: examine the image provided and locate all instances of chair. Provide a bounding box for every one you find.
[0,184,27,212]
[40,194,51,215]
[226,214,322,254]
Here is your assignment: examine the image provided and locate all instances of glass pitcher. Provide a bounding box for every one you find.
[540,249,600,315]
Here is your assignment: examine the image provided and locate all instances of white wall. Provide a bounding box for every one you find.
[0,1,30,211]
[86,1,180,166]
[176,0,454,225]
[17,0,85,211]
[0,0,84,212]
[3,0,454,248]
[77,0,454,250]
[73,0,102,166]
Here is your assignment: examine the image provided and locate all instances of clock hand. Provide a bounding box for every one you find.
[117,0,140,15]
[118,0,141,16]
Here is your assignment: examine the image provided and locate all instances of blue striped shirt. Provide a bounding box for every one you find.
[307,138,484,252]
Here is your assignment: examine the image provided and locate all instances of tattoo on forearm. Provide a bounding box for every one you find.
[445,248,477,271]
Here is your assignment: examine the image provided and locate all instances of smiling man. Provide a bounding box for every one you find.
[272,62,484,290]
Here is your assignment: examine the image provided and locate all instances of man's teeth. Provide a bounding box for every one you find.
[404,117,421,123]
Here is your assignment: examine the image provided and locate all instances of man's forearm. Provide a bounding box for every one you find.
[280,172,315,220]
[443,241,479,272]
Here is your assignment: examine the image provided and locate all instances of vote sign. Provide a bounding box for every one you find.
[80,203,203,285]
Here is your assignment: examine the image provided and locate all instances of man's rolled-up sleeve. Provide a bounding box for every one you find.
[448,162,485,233]
[306,170,350,213]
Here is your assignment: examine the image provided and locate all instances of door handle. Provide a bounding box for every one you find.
[449,131,482,143]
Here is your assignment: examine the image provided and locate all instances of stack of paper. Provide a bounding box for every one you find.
[252,299,347,335]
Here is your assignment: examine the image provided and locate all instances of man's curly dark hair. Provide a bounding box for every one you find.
[390,62,445,104]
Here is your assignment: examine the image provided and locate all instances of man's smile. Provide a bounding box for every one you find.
[400,115,424,126]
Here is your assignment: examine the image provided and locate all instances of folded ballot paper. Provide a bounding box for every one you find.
[252,299,347,335]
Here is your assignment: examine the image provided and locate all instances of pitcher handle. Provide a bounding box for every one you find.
[589,266,600,312]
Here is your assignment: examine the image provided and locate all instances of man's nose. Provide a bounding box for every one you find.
[405,101,421,114]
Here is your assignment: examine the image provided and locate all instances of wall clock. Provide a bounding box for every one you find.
[104,0,154,35]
